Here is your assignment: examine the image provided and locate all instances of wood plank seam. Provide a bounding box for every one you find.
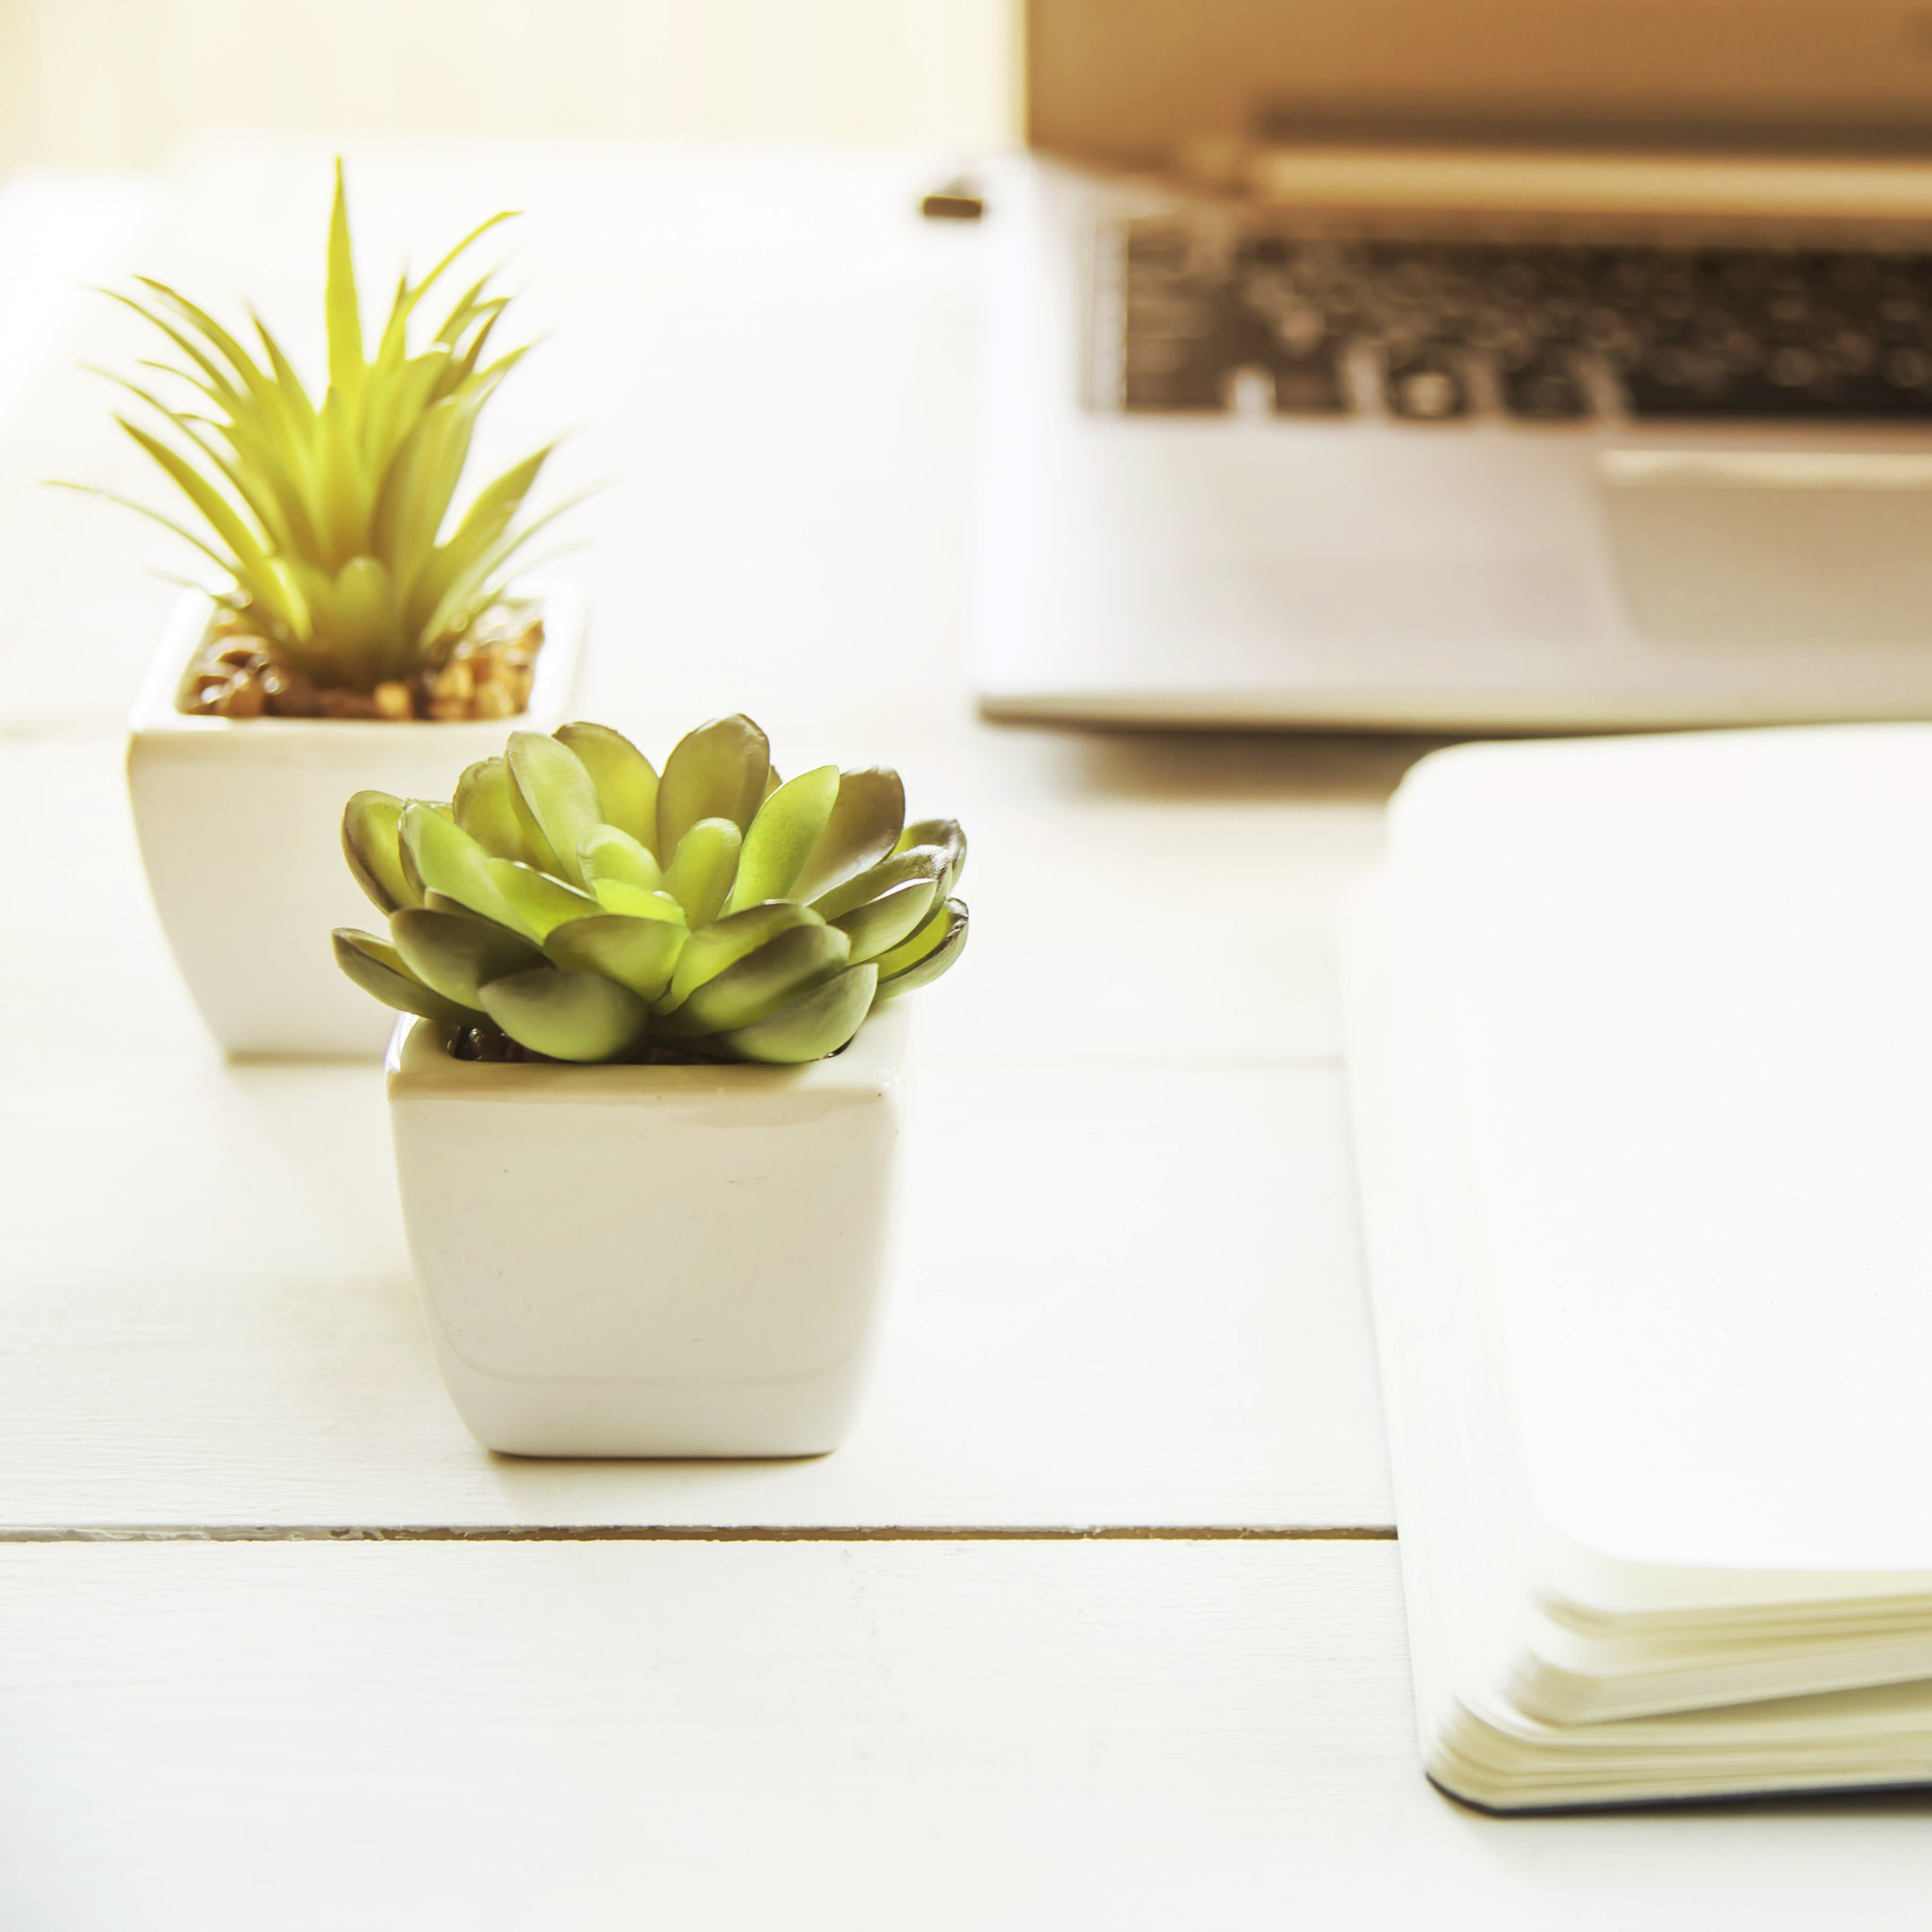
[0,1524,1399,1543]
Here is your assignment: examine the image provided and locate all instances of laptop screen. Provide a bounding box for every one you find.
[1028,0,1932,170]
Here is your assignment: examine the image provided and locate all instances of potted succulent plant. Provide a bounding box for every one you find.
[336,711,968,1457]
[97,161,584,1055]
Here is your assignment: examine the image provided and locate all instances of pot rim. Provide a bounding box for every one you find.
[384,997,911,1106]
[126,575,585,739]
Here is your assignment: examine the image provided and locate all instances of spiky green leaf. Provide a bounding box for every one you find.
[325,159,365,409]
[75,167,564,693]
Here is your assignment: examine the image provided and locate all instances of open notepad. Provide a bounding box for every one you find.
[1342,725,1932,1810]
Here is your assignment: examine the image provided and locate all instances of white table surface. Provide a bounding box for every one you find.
[0,131,1924,1925]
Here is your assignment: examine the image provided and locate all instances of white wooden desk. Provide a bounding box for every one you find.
[0,134,1925,1928]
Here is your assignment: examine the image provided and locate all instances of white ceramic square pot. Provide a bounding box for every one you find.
[125,579,584,1058]
[386,999,910,1457]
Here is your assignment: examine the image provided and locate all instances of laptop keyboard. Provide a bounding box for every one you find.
[1106,222,1932,423]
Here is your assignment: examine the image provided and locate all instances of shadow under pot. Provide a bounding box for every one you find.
[384,998,910,1457]
[125,578,584,1058]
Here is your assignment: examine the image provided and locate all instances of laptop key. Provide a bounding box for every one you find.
[1885,345,1932,387]
[1388,354,1469,420]
[1272,353,1348,414]
[1503,353,1589,421]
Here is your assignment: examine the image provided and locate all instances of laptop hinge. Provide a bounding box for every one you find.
[1179,142,1932,241]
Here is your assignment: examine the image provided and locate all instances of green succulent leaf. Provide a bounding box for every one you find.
[874,896,968,997]
[591,879,688,923]
[578,823,663,896]
[873,893,958,975]
[810,845,944,923]
[659,901,826,1012]
[478,967,648,1062]
[656,713,770,857]
[544,913,688,1002]
[332,926,478,1025]
[894,817,967,900]
[502,754,566,875]
[791,766,906,903]
[716,961,879,1064]
[507,730,601,890]
[390,905,546,1007]
[455,756,541,865]
[658,921,852,1039]
[661,816,742,926]
[341,790,421,915]
[484,858,603,940]
[554,722,658,851]
[725,763,840,913]
[828,874,940,964]
[399,800,524,930]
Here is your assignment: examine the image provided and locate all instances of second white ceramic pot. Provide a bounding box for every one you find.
[125,577,585,1058]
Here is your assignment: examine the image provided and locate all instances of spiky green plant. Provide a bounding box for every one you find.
[334,714,968,1064]
[75,159,570,695]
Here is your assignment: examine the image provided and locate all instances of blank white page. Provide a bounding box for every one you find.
[1384,725,1932,1596]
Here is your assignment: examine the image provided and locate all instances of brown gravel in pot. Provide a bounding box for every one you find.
[177,597,544,722]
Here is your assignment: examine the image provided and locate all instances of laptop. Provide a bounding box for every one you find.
[969,0,1932,730]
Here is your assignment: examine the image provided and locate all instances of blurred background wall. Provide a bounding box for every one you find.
[0,0,1020,171]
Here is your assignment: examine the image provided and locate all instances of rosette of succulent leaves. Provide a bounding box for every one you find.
[72,159,573,706]
[335,714,968,1064]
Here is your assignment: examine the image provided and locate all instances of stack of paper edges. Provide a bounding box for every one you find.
[1342,726,1932,1810]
